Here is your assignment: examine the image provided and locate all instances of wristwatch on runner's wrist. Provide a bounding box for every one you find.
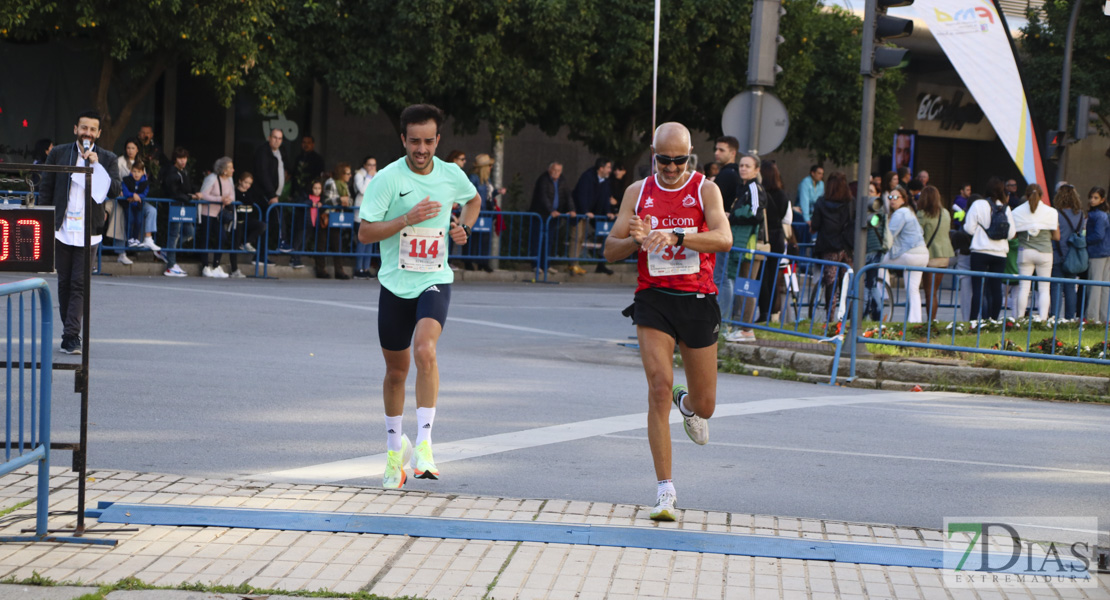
[673,228,686,247]
[461,224,472,237]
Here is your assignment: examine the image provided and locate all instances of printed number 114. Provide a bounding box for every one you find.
[409,238,440,259]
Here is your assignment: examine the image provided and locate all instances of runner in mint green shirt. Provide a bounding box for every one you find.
[357,104,481,490]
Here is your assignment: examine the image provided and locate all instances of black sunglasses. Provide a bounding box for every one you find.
[654,154,690,166]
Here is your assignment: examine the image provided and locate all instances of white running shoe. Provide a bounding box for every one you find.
[212,266,229,278]
[672,385,708,445]
[229,269,246,278]
[164,264,187,277]
[382,435,414,489]
[141,237,161,251]
[650,490,677,521]
[127,238,142,248]
[117,253,133,265]
[202,266,216,278]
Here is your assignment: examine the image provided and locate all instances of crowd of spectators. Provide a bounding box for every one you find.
[21,126,1109,326]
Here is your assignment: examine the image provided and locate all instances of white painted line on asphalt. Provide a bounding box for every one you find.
[600,436,1110,478]
[100,281,606,341]
[248,391,958,484]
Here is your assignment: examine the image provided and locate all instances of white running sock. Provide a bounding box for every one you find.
[679,393,695,418]
[657,480,676,497]
[385,415,403,452]
[416,407,436,446]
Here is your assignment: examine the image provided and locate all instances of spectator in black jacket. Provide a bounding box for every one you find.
[757,160,790,321]
[38,110,121,353]
[712,136,741,303]
[251,128,290,251]
[530,162,574,275]
[810,171,855,319]
[161,146,201,277]
[292,135,325,194]
[572,158,614,274]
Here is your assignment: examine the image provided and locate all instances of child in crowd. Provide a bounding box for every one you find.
[299,179,350,279]
[119,158,163,265]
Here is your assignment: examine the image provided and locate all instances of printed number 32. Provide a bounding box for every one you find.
[409,239,440,259]
[661,246,687,261]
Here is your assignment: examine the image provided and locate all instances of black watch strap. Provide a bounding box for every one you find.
[461,224,472,237]
[675,231,685,246]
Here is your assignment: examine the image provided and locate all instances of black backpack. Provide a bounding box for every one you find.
[984,201,1010,240]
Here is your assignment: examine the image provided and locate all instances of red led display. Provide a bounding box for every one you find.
[0,209,54,272]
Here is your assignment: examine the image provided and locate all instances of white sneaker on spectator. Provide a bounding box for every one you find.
[164,264,187,277]
[725,329,756,343]
[153,250,168,263]
[141,237,161,251]
[127,238,142,247]
[212,266,230,278]
[202,266,216,278]
[229,269,246,278]
[117,253,133,265]
[240,242,256,252]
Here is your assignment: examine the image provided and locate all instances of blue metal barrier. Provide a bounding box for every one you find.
[725,248,852,384]
[0,278,53,540]
[542,215,633,279]
[449,211,544,274]
[847,264,1110,379]
[0,190,35,205]
[97,197,264,275]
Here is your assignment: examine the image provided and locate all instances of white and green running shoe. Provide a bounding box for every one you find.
[672,384,708,445]
[382,434,413,489]
[411,440,440,480]
[650,490,677,522]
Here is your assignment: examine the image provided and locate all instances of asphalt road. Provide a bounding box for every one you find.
[4,272,1109,536]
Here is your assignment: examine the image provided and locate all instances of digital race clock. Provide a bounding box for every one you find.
[0,208,55,273]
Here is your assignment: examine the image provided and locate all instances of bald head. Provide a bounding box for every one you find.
[652,122,694,188]
[652,122,692,155]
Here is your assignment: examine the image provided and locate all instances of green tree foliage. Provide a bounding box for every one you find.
[1021,0,1110,135]
[4,0,903,168]
[1,0,298,148]
[787,5,905,164]
[524,0,902,167]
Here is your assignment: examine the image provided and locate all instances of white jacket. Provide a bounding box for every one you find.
[964,198,1015,257]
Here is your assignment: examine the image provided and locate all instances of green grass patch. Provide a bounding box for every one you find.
[0,499,33,518]
[2,574,413,599]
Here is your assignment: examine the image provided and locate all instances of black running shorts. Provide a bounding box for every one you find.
[378,284,452,351]
[622,288,721,349]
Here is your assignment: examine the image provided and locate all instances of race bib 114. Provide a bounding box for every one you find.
[398,226,445,272]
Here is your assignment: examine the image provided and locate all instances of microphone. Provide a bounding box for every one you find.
[82,139,91,153]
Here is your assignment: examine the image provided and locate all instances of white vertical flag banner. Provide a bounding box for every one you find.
[915,0,1046,186]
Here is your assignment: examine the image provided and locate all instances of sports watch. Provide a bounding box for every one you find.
[673,228,686,247]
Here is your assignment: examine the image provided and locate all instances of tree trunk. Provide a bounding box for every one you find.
[490,123,504,270]
[94,55,169,151]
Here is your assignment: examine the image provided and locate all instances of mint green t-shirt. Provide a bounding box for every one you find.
[360,156,477,298]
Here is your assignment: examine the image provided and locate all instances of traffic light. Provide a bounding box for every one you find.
[1076,95,1101,140]
[861,0,914,76]
[1046,129,1064,161]
[748,0,787,87]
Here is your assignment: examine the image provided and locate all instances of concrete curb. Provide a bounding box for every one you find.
[722,341,1110,398]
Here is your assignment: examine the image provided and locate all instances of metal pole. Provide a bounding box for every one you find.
[854,0,880,355]
[747,87,765,156]
[1055,0,1083,185]
[77,171,92,534]
[652,0,661,138]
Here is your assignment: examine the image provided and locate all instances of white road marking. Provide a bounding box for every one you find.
[600,436,1110,478]
[99,281,605,341]
[248,391,958,484]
